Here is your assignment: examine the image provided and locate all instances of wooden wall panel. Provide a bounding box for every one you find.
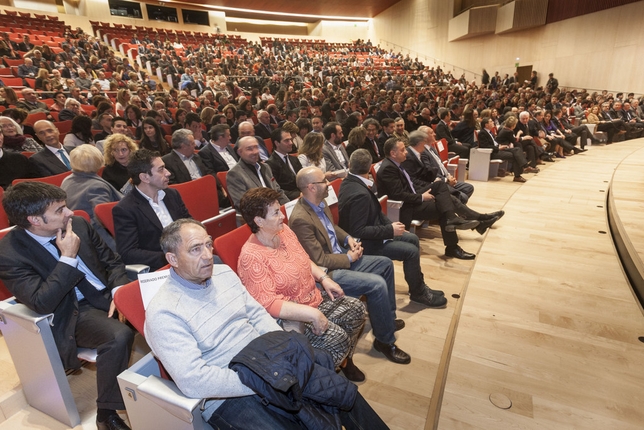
[546,0,642,23]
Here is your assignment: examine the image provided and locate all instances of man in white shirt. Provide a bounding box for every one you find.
[199,124,239,173]
[112,149,192,270]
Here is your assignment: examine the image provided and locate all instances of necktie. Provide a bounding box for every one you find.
[371,139,380,157]
[399,165,416,193]
[48,239,109,311]
[283,154,295,174]
[58,149,71,169]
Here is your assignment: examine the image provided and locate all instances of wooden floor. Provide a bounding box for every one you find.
[1,140,644,429]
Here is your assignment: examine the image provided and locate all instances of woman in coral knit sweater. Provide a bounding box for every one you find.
[237,187,366,381]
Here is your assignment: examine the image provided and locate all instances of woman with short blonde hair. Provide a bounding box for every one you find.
[61,144,122,250]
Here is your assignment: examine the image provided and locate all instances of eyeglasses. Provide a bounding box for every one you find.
[310,179,329,185]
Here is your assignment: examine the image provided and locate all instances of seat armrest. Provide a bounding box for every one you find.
[137,375,202,424]
[126,264,150,281]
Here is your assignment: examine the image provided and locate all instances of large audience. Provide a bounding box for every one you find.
[1,16,643,430]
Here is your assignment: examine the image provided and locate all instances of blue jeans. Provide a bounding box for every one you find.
[330,255,397,345]
[379,232,426,298]
[208,393,389,430]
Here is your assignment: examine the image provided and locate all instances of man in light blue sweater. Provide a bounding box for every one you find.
[145,219,389,429]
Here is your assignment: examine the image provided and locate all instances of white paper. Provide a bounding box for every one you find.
[138,269,171,309]
[325,185,338,205]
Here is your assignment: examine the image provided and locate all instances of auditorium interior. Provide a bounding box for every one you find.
[0,0,643,429]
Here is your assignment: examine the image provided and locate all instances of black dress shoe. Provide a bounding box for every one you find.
[475,216,498,235]
[341,358,365,382]
[445,217,479,232]
[445,246,476,260]
[409,290,447,308]
[423,284,444,296]
[97,413,131,430]
[373,339,411,364]
[394,319,405,331]
[478,210,505,221]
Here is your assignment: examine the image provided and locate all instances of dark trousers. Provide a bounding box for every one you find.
[208,392,390,430]
[448,142,471,159]
[596,122,618,143]
[492,147,527,178]
[75,301,134,410]
[519,139,539,167]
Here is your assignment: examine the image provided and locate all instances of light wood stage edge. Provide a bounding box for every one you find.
[1,140,644,430]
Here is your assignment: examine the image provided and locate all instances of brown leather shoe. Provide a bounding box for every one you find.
[513,176,527,183]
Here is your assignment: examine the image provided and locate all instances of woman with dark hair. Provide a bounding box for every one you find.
[451,108,478,146]
[125,104,143,129]
[238,187,366,379]
[0,87,19,107]
[238,99,253,118]
[222,103,237,126]
[92,102,114,130]
[50,91,67,113]
[293,118,311,152]
[63,115,95,152]
[140,118,169,155]
[171,108,187,133]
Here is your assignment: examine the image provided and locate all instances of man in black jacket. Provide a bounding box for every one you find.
[377,137,479,260]
[265,128,302,200]
[0,182,133,430]
[339,149,447,308]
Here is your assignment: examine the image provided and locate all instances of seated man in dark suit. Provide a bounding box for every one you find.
[254,110,273,141]
[30,120,72,177]
[163,129,212,184]
[199,124,239,176]
[17,57,38,79]
[163,129,230,208]
[338,149,447,308]
[227,136,289,210]
[378,118,395,152]
[112,149,192,271]
[435,108,470,158]
[0,182,134,430]
[478,116,531,183]
[377,137,479,260]
[411,125,474,203]
[403,130,501,232]
[265,128,302,200]
[16,88,50,113]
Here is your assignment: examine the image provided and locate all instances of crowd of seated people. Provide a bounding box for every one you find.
[2,16,644,429]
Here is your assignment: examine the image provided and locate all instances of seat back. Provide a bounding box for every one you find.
[434,138,449,163]
[94,201,118,236]
[213,224,251,274]
[12,170,72,187]
[169,175,219,221]
[73,210,90,223]
[114,279,145,334]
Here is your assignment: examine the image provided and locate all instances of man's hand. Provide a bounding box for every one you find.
[321,277,344,300]
[347,246,363,262]
[448,175,457,186]
[421,190,435,202]
[392,222,406,237]
[56,220,80,258]
[347,236,361,252]
[310,309,329,335]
